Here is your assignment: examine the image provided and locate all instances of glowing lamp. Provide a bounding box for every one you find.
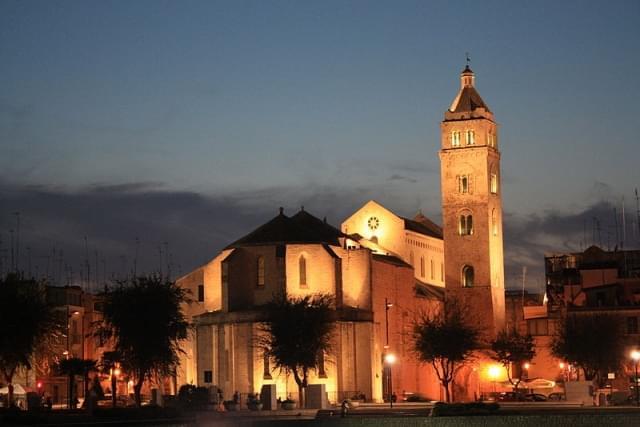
[559,362,565,369]
[62,350,69,356]
[37,381,43,389]
[113,368,121,377]
[631,350,640,362]
[487,365,501,380]
[384,353,396,364]
[523,362,530,370]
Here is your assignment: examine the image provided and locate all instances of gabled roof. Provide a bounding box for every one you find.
[402,212,443,239]
[226,208,346,248]
[372,253,412,268]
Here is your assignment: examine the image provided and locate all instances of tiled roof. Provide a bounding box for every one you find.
[372,253,412,268]
[449,86,490,113]
[415,280,445,300]
[226,209,346,248]
[402,212,443,239]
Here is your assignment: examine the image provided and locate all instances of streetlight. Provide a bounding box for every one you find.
[631,349,640,407]
[488,365,501,394]
[384,353,396,408]
[383,298,393,406]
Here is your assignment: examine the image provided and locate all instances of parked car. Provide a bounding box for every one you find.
[497,391,527,402]
[525,393,547,402]
[547,392,565,401]
[403,393,430,402]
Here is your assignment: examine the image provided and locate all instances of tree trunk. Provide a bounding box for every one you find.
[111,374,117,408]
[292,369,305,408]
[83,372,89,408]
[68,373,74,409]
[443,380,451,403]
[134,376,144,407]
[3,369,14,408]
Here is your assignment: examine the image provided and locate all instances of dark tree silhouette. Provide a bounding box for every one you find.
[491,329,535,393]
[0,274,58,407]
[97,276,191,407]
[259,293,334,408]
[412,299,479,402]
[552,312,624,385]
[57,357,96,409]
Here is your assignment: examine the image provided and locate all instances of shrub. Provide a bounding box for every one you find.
[431,402,500,417]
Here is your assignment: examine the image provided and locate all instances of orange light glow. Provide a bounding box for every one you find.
[523,362,530,370]
[559,362,565,369]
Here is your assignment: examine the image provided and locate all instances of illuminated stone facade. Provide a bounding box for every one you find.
[176,66,507,404]
[439,65,506,339]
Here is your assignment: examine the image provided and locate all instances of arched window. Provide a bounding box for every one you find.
[462,265,474,287]
[490,172,498,194]
[492,209,498,236]
[420,256,425,278]
[299,255,307,287]
[466,130,475,145]
[257,256,265,287]
[452,131,461,147]
[459,175,469,193]
[459,213,473,235]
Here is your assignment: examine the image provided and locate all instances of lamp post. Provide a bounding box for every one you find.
[384,353,396,408]
[631,350,640,407]
[383,298,393,405]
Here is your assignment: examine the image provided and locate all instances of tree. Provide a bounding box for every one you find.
[97,276,191,407]
[491,329,535,393]
[259,293,334,409]
[412,299,479,402]
[57,357,96,409]
[0,274,58,407]
[552,312,625,385]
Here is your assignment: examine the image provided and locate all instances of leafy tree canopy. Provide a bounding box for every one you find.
[491,329,535,391]
[97,275,191,406]
[0,274,58,405]
[552,312,624,383]
[259,293,334,407]
[412,299,479,402]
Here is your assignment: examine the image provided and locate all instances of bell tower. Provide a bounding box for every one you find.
[439,65,505,338]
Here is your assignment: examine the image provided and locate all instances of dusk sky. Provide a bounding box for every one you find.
[1,0,639,291]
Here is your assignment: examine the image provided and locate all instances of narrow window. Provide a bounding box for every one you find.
[430,259,434,280]
[627,316,639,335]
[222,262,229,286]
[420,257,425,278]
[197,284,204,302]
[263,352,272,379]
[299,255,307,287]
[462,265,474,287]
[452,131,460,147]
[204,370,213,383]
[466,130,475,145]
[490,173,498,194]
[460,176,468,193]
[318,351,327,378]
[409,251,414,267]
[459,214,473,235]
[257,256,265,287]
[440,262,444,281]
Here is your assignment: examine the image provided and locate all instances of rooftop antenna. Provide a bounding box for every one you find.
[622,197,626,250]
[614,207,620,249]
[635,188,640,243]
[84,236,90,291]
[13,212,20,274]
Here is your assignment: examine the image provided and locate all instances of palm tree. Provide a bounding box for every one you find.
[258,293,334,409]
[57,358,96,409]
[0,274,58,407]
[96,276,191,407]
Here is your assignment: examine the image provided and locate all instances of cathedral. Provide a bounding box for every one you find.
[176,65,506,404]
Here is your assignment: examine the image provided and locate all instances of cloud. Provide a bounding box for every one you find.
[4,178,634,295]
[388,174,418,184]
[503,200,639,290]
